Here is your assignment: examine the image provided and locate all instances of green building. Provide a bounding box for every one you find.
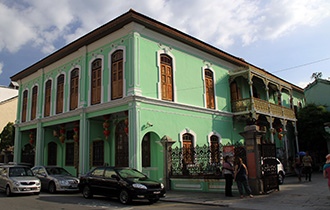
[11,10,304,192]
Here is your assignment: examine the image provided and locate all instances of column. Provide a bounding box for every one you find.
[13,126,21,163]
[79,110,89,176]
[128,101,142,171]
[35,121,44,165]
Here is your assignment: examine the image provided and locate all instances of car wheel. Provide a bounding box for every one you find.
[82,185,93,199]
[5,186,11,197]
[148,198,159,203]
[34,192,40,195]
[119,190,131,204]
[48,182,56,194]
[279,172,285,184]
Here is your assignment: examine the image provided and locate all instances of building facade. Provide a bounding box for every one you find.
[11,10,304,191]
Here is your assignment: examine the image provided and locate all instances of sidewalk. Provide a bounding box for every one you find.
[161,172,330,210]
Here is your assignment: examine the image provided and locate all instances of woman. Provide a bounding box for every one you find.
[234,157,253,198]
[294,155,302,182]
[323,154,330,192]
[222,156,234,197]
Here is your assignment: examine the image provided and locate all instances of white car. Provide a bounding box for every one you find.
[261,157,286,184]
[0,165,41,196]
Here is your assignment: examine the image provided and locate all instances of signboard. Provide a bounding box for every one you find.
[223,146,234,157]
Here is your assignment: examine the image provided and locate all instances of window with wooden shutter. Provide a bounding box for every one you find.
[91,59,102,105]
[44,80,51,117]
[31,86,38,120]
[210,135,220,164]
[65,142,74,166]
[183,133,194,164]
[92,140,104,166]
[48,142,57,166]
[70,68,79,110]
[111,50,123,100]
[56,74,64,114]
[230,81,239,101]
[142,133,151,167]
[22,90,28,122]
[160,54,173,101]
[205,69,215,109]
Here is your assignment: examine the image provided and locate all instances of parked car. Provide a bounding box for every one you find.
[261,157,286,184]
[79,167,166,204]
[276,158,286,184]
[0,164,41,196]
[31,166,79,193]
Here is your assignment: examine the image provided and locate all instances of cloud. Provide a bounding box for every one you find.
[0,0,329,54]
[0,61,3,75]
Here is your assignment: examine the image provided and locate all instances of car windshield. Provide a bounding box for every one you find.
[46,167,72,176]
[116,169,146,179]
[9,167,34,177]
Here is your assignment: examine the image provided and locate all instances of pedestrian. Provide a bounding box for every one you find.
[222,156,234,197]
[323,154,330,192]
[234,157,253,198]
[294,155,302,182]
[302,151,313,181]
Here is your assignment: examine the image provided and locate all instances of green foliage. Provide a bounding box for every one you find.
[297,104,330,161]
[0,122,15,151]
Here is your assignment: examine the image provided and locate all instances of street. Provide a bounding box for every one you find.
[0,173,329,210]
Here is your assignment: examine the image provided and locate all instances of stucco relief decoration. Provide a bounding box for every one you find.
[103,115,111,139]
[59,124,66,143]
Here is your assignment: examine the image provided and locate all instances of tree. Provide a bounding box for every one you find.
[0,122,15,151]
[297,104,330,164]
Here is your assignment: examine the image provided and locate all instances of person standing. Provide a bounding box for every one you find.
[234,157,253,198]
[222,156,234,197]
[323,154,330,192]
[294,155,302,182]
[302,151,313,181]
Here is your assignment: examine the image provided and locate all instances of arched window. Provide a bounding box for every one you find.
[70,68,79,110]
[22,90,28,122]
[56,74,64,114]
[91,59,102,105]
[44,80,52,117]
[182,133,194,164]
[210,135,220,164]
[205,69,215,109]
[48,142,57,166]
[111,50,123,100]
[142,133,151,167]
[31,86,38,120]
[160,54,173,101]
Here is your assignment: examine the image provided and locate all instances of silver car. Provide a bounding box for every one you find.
[32,166,79,193]
[0,165,41,196]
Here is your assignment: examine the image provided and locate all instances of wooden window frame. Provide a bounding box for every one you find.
[44,80,52,117]
[31,86,38,120]
[210,135,220,164]
[92,140,104,166]
[47,142,57,166]
[56,74,64,114]
[182,133,194,164]
[22,90,28,122]
[91,59,102,105]
[70,68,79,110]
[111,50,123,100]
[65,142,75,166]
[205,69,215,109]
[160,54,173,101]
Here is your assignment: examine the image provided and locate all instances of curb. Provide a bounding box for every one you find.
[160,198,230,207]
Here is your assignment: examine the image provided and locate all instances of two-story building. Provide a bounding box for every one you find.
[10,10,304,192]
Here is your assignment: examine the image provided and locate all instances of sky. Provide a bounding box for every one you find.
[1,0,330,89]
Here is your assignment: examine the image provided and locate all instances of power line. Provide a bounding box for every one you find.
[271,56,330,73]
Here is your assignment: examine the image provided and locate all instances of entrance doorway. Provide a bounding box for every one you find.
[115,120,128,167]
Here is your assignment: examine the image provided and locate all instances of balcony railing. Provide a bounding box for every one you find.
[231,98,296,119]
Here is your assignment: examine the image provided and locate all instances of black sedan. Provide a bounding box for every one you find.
[79,167,166,204]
